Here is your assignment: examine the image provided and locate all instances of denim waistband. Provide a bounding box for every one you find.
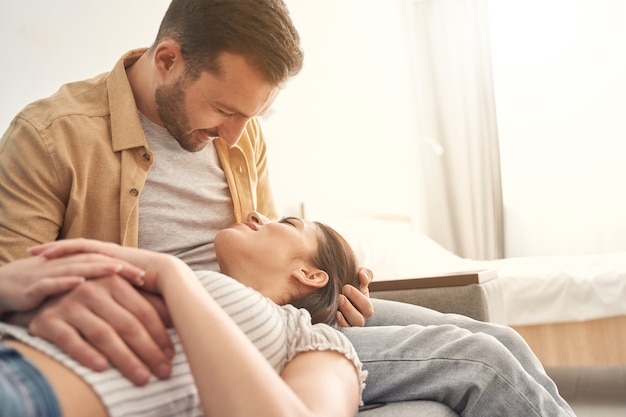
[0,340,62,417]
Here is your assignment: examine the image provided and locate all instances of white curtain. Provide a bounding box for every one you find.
[408,0,503,259]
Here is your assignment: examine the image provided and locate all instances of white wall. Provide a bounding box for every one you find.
[489,0,626,256]
[262,0,423,222]
[5,0,622,258]
[0,1,170,130]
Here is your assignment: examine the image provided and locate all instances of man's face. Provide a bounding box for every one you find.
[155,52,278,152]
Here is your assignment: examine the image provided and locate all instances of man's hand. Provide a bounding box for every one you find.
[335,268,375,327]
[17,275,175,385]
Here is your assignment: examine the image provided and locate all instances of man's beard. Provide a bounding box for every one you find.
[154,78,205,153]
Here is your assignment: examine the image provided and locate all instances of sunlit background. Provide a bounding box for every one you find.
[1,0,625,258]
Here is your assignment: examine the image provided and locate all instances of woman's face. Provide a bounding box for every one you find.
[214,213,321,292]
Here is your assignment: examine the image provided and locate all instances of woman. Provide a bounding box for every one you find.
[0,213,366,417]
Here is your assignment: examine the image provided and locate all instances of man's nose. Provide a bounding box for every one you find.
[218,117,249,146]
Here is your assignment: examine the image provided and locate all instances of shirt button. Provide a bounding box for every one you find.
[142,153,151,162]
[238,166,244,174]
[130,188,139,197]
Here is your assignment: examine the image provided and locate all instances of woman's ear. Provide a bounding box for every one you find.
[291,268,329,289]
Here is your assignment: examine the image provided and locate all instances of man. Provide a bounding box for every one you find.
[0,0,575,415]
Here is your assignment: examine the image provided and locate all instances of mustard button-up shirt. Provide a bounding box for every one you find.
[0,49,277,263]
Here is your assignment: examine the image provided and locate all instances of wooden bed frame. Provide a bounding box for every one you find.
[512,315,626,366]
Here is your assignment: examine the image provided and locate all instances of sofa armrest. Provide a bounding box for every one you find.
[369,270,507,324]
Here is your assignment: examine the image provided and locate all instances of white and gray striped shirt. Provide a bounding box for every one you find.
[0,271,366,416]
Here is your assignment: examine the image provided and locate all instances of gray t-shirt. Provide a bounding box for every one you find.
[137,113,235,271]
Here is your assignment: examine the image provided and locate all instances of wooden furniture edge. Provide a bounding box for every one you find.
[369,269,498,292]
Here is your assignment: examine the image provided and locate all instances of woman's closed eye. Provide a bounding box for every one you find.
[279,217,301,228]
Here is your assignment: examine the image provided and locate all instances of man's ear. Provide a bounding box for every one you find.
[153,40,184,78]
[291,268,329,289]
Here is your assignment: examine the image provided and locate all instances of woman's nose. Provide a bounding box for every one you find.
[247,211,270,225]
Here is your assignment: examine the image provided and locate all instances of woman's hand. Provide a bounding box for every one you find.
[31,238,154,270]
[0,252,145,316]
[30,238,185,294]
[335,268,375,327]
[31,239,163,290]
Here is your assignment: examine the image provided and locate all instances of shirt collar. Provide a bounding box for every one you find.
[107,48,150,152]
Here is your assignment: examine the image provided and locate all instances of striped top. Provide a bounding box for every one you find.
[0,271,366,416]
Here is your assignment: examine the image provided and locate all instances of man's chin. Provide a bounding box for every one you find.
[176,137,210,152]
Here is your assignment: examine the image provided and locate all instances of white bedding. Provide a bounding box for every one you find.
[475,253,626,326]
[319,216,626,327]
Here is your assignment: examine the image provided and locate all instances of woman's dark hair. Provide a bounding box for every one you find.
[292,222,361,327]
[152,0,303,85]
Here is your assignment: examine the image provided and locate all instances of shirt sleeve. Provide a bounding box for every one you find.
[281,304,368,403]
[0,117,66,263]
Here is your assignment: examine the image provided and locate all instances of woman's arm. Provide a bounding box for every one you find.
[280,350,362,417]
[155,256,361,417]
[33,239,361,417]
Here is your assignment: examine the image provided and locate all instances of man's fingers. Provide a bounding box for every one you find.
[109,285,175,361]
[357,268,373,294]
[77,311,160,385]
[29,276,173,385]
[336,283,376,327]
[86,279,174,381]
[29,306,110,372]
[343,285,374,319]
[139,290,174,330]
[335,310,350,328]
[337,293,366,327]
